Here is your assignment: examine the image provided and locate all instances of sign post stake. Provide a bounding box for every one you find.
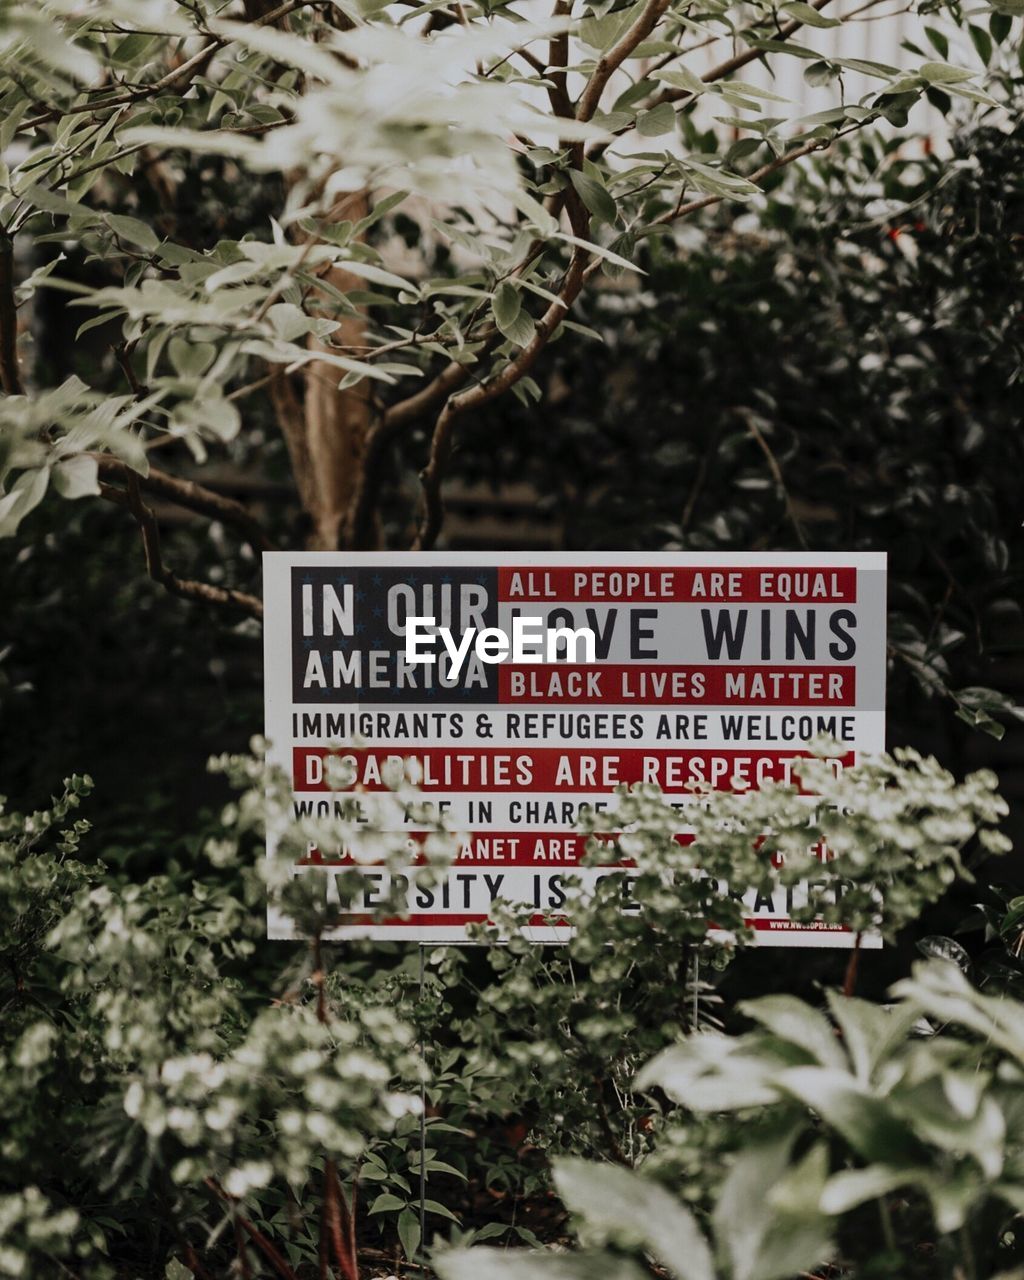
[691,948,700,1033]
[418,942,427,1266]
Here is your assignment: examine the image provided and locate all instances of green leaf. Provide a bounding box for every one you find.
[106,214,160,252]
[968,23,993,63]
[368,1193,407,1214]
[553,1158,713,1280]
[437,1250,648,1280]
[570,170,617,225]
[168,337,217,379]
[892,962,1024,1061]
[266,303,331,342]
[825,992,917,1083]
[240,338,397,383]
[922,1164,988,1233]
[354,190,409,236]
[679,158,761,199]
[336,258,417,294]
[714,1128,832,1280]
[804,61,837,88]
[495,305,536,348]
[653,66,706,96]
[738,995,846,1069]
[919,61,975,84]
[397,1207,421,1261]
[555,231,643,275]
[820,1165,914,1214]
[782,2,841,26]
[51,454,99,500]
[561,319,604,343]
[492,281,521,331]
[169,397,241,443]
[924,27,949,58]
[637,1038,782,1111]
[423,1198,461,1223]
[778,1067,926,1165]
[424,1159,467,1180]
[875,91,919,126]
[636,103,676,137]
[0,466,50,537]
[832,56,902,78]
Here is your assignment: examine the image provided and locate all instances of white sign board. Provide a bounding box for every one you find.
[263,552,886,946]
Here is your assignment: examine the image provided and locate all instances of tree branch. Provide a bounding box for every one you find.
[546,0,574,119]
[412,250,588,550]
[325,1158,359,1280]
[0,234,24,395]
[100,476,263,618]
[19,0,315,134]
[93,455,273,550]
[575,0,671,123]
[204,1179,298,1280]
[412,124,866,549]
[656,0,838,107]
[585,0,839,161]
[649,130,858,228]
[350,7,862,551]
[343,356,479,548]
[737,406,808,549]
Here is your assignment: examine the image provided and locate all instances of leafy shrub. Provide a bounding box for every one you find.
[0,744,1010,1275]
[0,757,456,1276]
[438,959,1024,1280]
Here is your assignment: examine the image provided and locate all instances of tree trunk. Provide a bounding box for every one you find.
[300,263,374,549]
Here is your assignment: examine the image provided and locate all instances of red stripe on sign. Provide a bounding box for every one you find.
[298,831,697,868]
[498,567,857,603]
[293,747,854,792]
[331,913,850,934]
[498,664,855,705]
[332,913,571,928]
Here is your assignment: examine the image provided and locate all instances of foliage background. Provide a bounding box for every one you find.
[1,2,1023,1277]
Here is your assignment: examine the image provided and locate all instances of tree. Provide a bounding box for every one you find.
[0,0,1008,605]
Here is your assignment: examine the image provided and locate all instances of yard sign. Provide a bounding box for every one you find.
[263,551,886,946]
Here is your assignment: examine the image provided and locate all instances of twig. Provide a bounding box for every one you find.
[576,0,672,123]
[592,1075,631,1166]
[93,454,273,550]
[18,0,314,133]
[412,131,858,548]
[737,407,809,549]
[843,932,863,997]
[0,234,24,395]
[232,1212,255,1280]
[658,0,838,108]
[546,0,574,119]
[586,0,842,161]
[355,95,861,549]
[650,135,839,228]
[349,1167,359,1280]
[412,249,588,550]
[680,430,717,532]
[344,356,477,548]
[319,1163,334,1280]
[325,1159,359,1280]
[101,475,263,617]
[204,1179,298,1280]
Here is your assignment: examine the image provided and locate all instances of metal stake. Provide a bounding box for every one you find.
[418,943,427,1265]
[691,947,700,1033]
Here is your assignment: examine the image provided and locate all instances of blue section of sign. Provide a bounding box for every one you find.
[290,565,499,704]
